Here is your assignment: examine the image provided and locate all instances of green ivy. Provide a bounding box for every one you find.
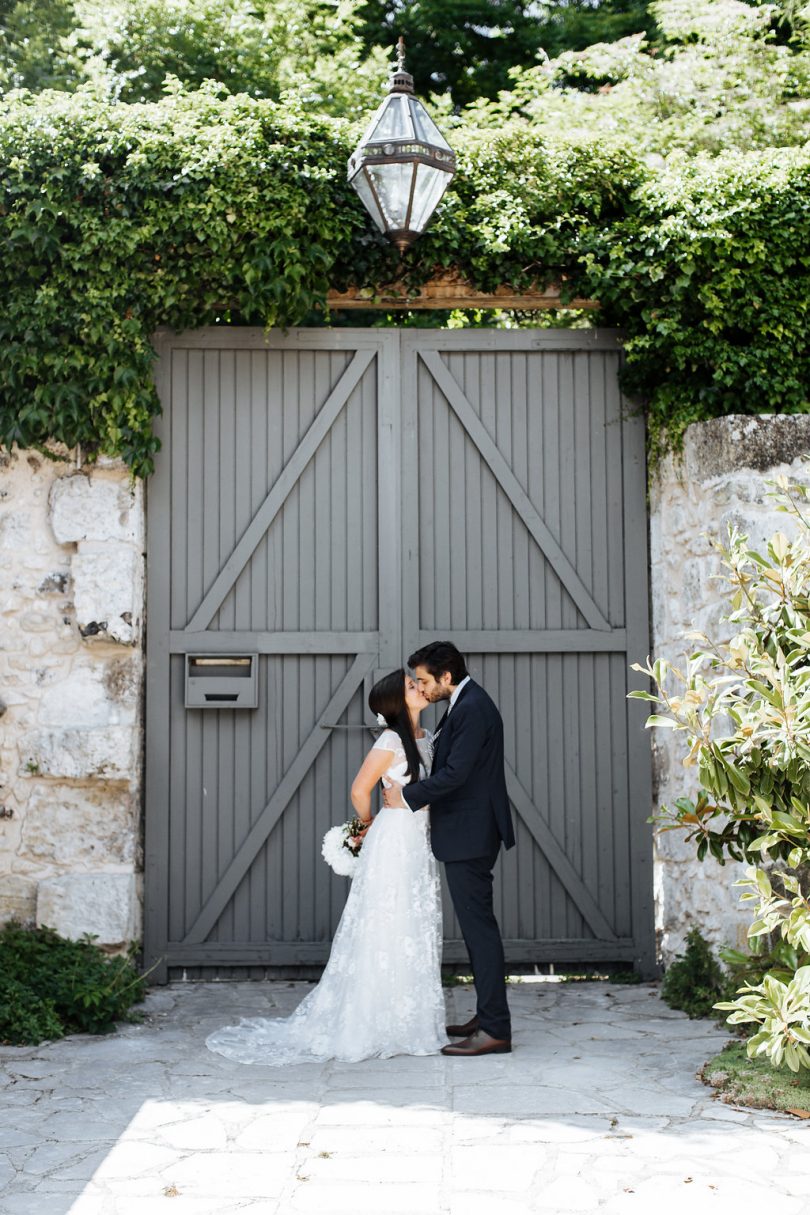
[589,148,810,459]
[0,86,808,475]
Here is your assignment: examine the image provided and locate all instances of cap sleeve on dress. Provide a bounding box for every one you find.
[372,728,401,753]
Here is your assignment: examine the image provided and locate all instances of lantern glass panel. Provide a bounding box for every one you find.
[357,99,387,147]
[408,162,453,233]
[409,99,452,151]
[369,95,413,143]
[350,171,386,233]
[367,161,416,231]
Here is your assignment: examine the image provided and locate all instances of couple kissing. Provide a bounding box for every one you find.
[206,640,516,1066]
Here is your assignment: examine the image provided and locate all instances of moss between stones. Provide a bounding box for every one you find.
[701,1041,810,1114]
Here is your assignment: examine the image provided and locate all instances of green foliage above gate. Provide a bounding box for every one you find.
[0,82,809,474]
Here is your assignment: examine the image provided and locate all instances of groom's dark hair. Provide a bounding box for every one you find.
[408,641,468,685]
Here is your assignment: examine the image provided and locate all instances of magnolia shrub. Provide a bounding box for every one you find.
[631,477,810,1070]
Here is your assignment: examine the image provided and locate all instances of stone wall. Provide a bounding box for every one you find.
[0,446,144,948]
[649,414,810,966]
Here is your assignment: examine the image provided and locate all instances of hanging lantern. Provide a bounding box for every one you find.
[347,38,457,253]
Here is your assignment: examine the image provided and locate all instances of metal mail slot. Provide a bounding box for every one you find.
[185,654,258,709]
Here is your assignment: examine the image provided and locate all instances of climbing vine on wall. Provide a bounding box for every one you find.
[0,86,808,475]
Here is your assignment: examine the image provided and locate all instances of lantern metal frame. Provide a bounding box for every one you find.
[347,38,457,253]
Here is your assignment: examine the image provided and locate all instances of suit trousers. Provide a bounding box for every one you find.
[444,850,511,1040]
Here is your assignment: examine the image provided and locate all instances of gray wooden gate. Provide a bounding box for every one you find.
[144,327,654,981]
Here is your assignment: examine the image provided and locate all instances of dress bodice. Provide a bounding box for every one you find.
[372,729,433,789]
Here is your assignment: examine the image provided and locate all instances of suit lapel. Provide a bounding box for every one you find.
[431,681,478,772]
[430,683,475,771]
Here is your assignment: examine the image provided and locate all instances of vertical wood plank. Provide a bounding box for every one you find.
[511,353,530,632]
[495,353,514,632]
[200,350,220,938]
[331,359,348,634]
[143,338,173,979]
[543,353,561,629]
[480,353,498,631]
[447,352,466,631]
[401,333,420,659]
[363,347,379,633]
[255,350,274,941]
[463,354,483,632]
[378,333,401,667]
[605,352,626,625]
[558,352,578,630]
[167,349,188,946]
[589,354,610,625]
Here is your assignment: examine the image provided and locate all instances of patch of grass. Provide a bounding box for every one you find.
[441,972,473,988]
[701,1041,810,1114]
[558,969,643,985]
[444,967,644,987]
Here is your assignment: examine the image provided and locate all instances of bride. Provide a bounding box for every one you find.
[205,669,448,1065]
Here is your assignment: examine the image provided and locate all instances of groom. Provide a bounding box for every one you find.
[383,640,516,1056]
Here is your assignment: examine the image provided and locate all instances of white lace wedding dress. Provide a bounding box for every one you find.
[205,729,447,1065]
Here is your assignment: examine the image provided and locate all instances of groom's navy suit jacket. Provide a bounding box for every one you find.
[402,680,516,862]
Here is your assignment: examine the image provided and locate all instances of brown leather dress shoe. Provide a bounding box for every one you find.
[445,1015,479,1037]
[441,1030,512,1056]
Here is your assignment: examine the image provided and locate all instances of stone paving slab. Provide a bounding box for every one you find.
[0,979,806,1214]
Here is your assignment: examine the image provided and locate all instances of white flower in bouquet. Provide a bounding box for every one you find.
[321,816,367,878]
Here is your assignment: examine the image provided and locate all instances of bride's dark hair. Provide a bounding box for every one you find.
[368,668,422,784]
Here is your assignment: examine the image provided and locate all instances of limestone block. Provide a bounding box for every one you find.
[49,474,142,545]
[0,873,37,923]
[102,658,141,709]
[659,862,750,959]
[0,688,27,709]
[20,726,136,782]
[72,542,143,646]
[0,510,32,552]
[678,414,810,480]
[720,510,803,558]
[38,665,135,729]
[27,636,56,658]
[652,820,700,865]
[36,872,140,945]
[19,610,55,633]
[20,786,137,866]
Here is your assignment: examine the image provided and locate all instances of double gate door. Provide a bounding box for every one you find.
[144,327,654,981]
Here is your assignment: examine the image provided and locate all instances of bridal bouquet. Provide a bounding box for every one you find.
[321,816,368,878]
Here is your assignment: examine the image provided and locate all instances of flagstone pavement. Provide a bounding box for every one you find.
[1,978,807,1215]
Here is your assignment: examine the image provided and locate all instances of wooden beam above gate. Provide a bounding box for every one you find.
[327,272,599,312]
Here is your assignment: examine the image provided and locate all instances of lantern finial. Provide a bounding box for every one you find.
[389,35,414,94]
